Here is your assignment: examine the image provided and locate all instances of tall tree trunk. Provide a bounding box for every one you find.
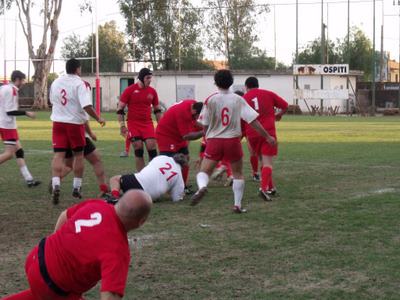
[32,58,53,109]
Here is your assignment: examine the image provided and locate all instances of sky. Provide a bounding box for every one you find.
[0,0,397,77]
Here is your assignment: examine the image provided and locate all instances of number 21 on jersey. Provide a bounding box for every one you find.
[159,163,178,181]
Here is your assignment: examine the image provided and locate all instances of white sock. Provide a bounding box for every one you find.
[73,177,83,189]
[196,172,209,190]
[20,166,33,181]
[52,177,61,189]
[232,179,245,208]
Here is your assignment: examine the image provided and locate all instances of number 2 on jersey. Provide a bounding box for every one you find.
[61,89,68,106]
[159,163,178,181]
[75,212,102,233]
[221,107,230,126]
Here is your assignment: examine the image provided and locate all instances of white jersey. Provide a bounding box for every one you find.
[50,74,92,124]
[135,156,185,202]
[0,83,19,129]
[199,89,258,139]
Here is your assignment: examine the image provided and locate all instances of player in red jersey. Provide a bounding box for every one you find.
[156,99,203,194]
[4,189,152,300]
[117,68,163,171]
[243,76,288,200]
[191,70,275,213]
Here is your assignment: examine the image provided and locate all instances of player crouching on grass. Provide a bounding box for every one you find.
[0,70,41,187]
[106,154,187,203]
[190,69,276,213]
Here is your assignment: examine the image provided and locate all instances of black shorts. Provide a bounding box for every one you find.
[65,138,96,159]
[120,174,144,193]
[159,146,189,157]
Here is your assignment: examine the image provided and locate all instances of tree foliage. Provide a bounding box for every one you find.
[296,27,376,80]
[118,0,211,70]
[61,21,127,73]
[205,0,273,69]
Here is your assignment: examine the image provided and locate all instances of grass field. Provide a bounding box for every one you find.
[1,112,400,299]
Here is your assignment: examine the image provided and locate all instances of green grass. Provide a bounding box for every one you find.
[1,112,400,299]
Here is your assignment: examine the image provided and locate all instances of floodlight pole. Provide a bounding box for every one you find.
[371,0,376,116]
[346,0,350,114]
[3,0,7,83]
[320,0,324,111]
[295,0,299,105]
[95,0,101,115]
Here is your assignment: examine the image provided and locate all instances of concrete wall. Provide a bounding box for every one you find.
[81,71,360,113]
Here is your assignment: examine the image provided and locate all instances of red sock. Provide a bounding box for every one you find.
[182,165,189,185]
[125,137,131,153]
[99,184,109,193]
[250,155,258,175]
[268,177,274,190]
[261,167,272,191]
[111,190,120,198]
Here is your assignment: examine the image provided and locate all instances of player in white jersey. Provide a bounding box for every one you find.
[107,154,186,203]
[49,58,105,205]
[191,70,276,213]
[0,70,41,187]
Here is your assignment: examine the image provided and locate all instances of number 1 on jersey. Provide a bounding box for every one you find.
[252,97,259,111]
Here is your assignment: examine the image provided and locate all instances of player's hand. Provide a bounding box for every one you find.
[89,132,97,141]
[120,125,128,138]
[97,117,106,127]
[26,111,36,119]
[275,114,282,121]
[266,135,276,146]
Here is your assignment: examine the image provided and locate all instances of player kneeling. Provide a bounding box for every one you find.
[107,154,187,203]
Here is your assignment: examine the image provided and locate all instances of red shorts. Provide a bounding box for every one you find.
[52,122,86,151]
[157,135,188,153]
[0,128,19,145]
[204,137,243,162]
[2,246,83,300]
[248,135,278,157]
[127,121,155,141]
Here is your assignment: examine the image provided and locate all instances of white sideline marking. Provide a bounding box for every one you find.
[351,188,397,199]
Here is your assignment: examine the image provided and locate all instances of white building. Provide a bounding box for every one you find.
[81,70,362,113]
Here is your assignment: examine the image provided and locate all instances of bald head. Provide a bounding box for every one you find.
[114,190,153,232]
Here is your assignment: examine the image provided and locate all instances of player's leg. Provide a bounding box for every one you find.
[14,141,41,187]
[60,150,73,180]
[191,157,218,206]
[230,158,247,213]
[0,129,18,164]
[85,149,108,195]
[51,151,66,204]
[259,155,274,201]
[0,144,17,164]
[247,139,260,181]
[133,139,145,171]
[72,150,85,199]
[144,138,158,161]
[120,136,131,158]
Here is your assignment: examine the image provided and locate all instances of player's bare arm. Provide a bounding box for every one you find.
[249,120,276,146]
[100,291,122,300]
[117,101,128,137]
[153,105,163,122]
[183,130,203,141]
[54,210,67,232]
[275,107,288,121]
[84,105,106,127]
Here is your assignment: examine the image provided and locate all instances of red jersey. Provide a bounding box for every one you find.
[243,88,288,137]
[120,82,159,123]
[45,200,130,296]
[156,100,200,144]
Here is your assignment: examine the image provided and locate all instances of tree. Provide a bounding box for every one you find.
[61,21,127,73]
[297,38,340,65]
[205,0,272,69]
[14,0,63,109]
[337,27,375,80]
[118,0,207,70]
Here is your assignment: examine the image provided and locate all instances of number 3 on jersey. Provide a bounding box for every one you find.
[61,89,68,106]
[159,163,178,181]
[221,107,230,126]
[75,212,102,233]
